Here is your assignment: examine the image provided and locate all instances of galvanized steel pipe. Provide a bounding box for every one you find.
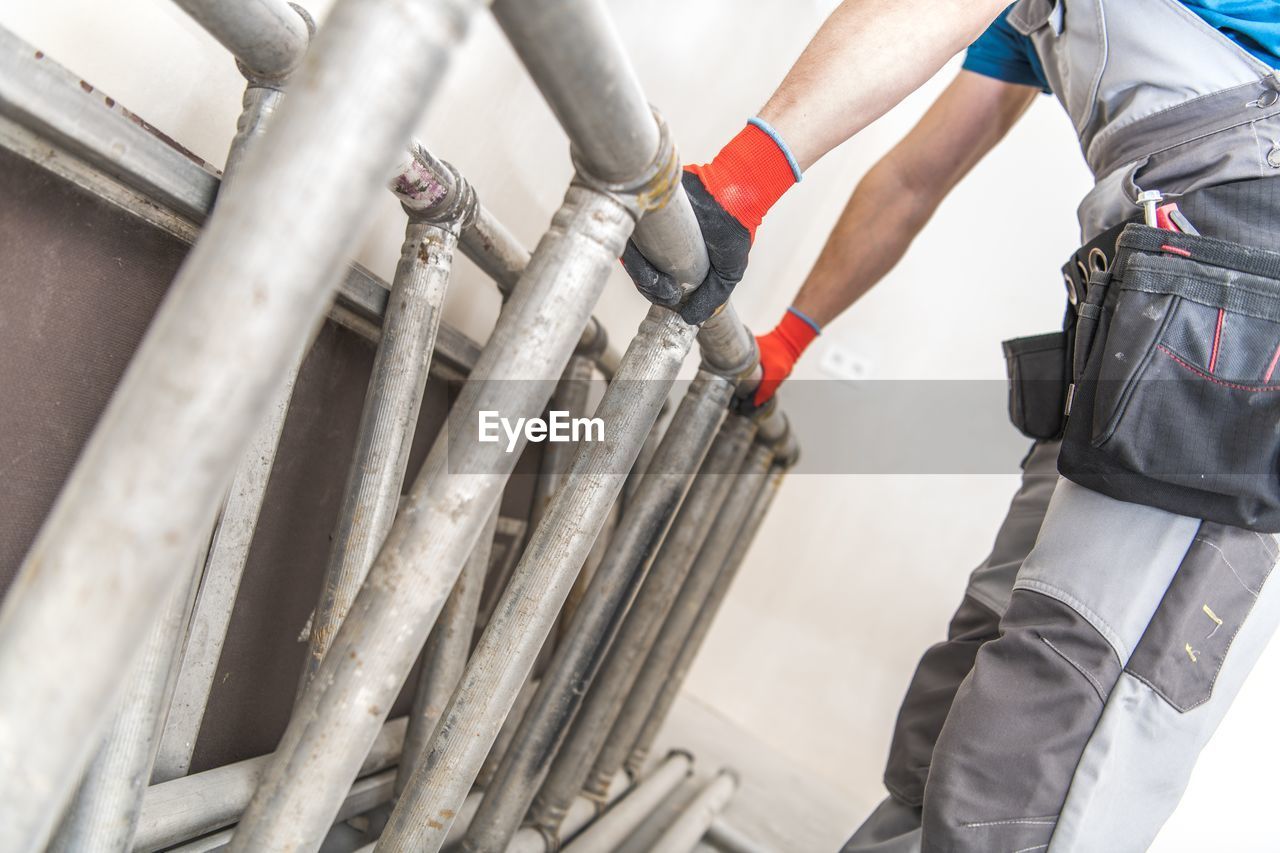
[396,505,498,792]
[136,718,406,851]
[491,0,766,394]
[504,770,629,853]
[378,305,697,851]
[530,351,597,533]
[527,414,757,839]
[154,368,302,782]
[561,752,693,853]
[398,140,621,377]
[457,371,734,851]
[170,0,311,80]
[48,565,201,852]
[651,769,740,853]
[158,36,317,781]
[299,160,470,691]
[0,1,477,847]
[589,439,783,796]
[626,457,789,777]
[230,181,638,852]
[165,768,396,853]
[475,676,540,789]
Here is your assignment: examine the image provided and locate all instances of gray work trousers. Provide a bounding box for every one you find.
[843,441,1280,853]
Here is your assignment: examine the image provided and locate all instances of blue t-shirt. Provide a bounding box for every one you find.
[964,1,1280,91]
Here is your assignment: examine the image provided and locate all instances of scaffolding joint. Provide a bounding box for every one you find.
[570,107,679,225]
[235,3,315,88]
[392,142,478,232]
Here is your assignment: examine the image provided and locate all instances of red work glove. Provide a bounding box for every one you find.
[622,119,802,325]
[754,307,821,407]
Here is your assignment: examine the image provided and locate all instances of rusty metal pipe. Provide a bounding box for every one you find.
[396,505,498,792]
[0,0,477,848]
[590,437,785,796]
[377,306,698,851]
[625,454,791,777]
[298,152,472,694]
[230,179,637,852]
[526,414,757,840]
[454,371,733,852]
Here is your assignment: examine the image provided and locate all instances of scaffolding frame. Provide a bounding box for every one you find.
[0,0,799,849]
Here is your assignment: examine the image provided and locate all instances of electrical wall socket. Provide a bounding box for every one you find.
[818,342,871,381]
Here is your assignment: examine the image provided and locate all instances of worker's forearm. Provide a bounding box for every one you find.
[759,0,1007,170]
[791,162,933,326]
[790,72,1038,328]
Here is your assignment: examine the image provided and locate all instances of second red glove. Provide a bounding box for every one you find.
[754,307,821,407]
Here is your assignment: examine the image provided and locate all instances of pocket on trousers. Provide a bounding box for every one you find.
[1060,226,1280,531]
[1126,524,1277,711]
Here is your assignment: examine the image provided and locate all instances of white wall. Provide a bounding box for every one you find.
[5,1,1277,849]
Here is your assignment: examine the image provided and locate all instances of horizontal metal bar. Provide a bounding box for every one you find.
[0,24,220,222]
[170,0,311,80]
[136,718,406,852]
[166,768,397,853]
[0,25,481,378]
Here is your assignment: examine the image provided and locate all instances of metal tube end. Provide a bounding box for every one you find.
[389,142,477,228]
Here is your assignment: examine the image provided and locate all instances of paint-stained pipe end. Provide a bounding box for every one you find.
[390,142,477,228]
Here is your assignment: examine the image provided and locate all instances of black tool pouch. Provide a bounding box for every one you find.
[1059,225,1280,532]
[1003,331,1068,440]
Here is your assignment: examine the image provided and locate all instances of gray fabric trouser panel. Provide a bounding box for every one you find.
[1050,526,1280,851]
[844,466,1280,853]
[882,442,1061,808]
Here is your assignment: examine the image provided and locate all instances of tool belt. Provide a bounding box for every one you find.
[1055,224,1280,531]
[1001,219,1134,442]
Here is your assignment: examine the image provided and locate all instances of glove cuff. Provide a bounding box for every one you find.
[687,119,801,241]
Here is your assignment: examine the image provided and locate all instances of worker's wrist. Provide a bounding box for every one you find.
[773,306,821,361]
[688,118,803,241]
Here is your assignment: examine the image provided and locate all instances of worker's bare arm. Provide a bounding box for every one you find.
[759,0,1013,171]
[792,71,1037,327]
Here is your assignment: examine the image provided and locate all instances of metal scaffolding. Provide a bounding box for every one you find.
[0,0,799,849]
